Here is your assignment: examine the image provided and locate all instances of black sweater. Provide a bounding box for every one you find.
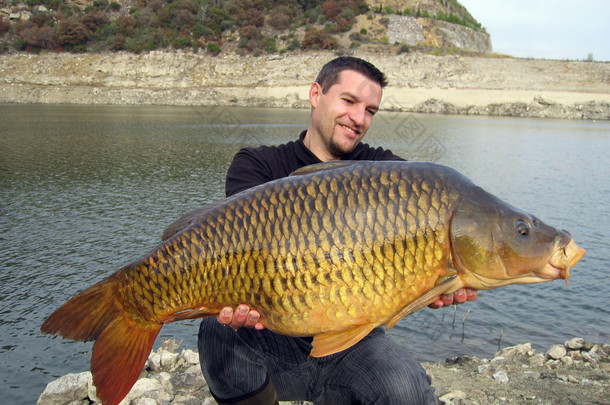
[225,130,403,197]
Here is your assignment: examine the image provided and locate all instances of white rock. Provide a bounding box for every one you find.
[545,359,561,369]
[37,372,91,405]
[181,348,200,365]
[147,352,162,371]
[131,398,160,405]
[477,364,494,375]
[528,353,546,367]
[118,378,173,405]
[158,371,174,391]
[439,390,467,404]
[160,351,180,368]
[546,344,567,360]
[565,337,585,350]
[493,370,510,383]
[496,343,532,358]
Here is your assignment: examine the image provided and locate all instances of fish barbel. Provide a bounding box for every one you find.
[41,161,585,405]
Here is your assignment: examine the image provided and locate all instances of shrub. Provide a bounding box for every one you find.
[302,27,337,50]
[207,41,221,55]
[0,18,10,34]
[82,10,110,32]
[108,34,125,50]
[58,19,89,47]
[397,42,410,54]
[263,36,276,53]
[269,6,292,30]
[172,35,191,49]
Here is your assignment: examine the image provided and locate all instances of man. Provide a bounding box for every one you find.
[198,57,477,405]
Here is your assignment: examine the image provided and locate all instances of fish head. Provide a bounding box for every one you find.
[449,188,585,290]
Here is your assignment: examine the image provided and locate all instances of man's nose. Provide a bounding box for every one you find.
[349,105,366,127]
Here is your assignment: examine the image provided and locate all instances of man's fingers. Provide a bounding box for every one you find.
[229,304,249,329]
[428,288,479,309]
[218,307,233,325]
[244,310,261,328]
[452,288,467,304]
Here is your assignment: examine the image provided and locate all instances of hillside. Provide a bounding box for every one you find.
[1,1,608,119]
[0,0,490,55]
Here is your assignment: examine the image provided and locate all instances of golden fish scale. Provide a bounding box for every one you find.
[121,163,462,335]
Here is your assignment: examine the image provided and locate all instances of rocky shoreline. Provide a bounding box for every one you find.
[37,337,609,405]
[1,51,609,120]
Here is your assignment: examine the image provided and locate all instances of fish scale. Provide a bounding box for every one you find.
[42,160,585,405]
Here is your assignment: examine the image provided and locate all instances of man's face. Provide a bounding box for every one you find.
[309,69,382,160]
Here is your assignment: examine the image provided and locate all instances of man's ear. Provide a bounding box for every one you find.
[309,82,322,108]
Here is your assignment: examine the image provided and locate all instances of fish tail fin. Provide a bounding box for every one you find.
[41,276,162,405]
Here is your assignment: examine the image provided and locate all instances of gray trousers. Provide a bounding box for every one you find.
[198,318,437,404]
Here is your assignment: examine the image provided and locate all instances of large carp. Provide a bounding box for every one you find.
[42,161,585,405]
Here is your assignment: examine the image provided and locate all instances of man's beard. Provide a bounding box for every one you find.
[328,134,357,158]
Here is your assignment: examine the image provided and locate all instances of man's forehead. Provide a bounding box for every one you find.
[334,70,382,101]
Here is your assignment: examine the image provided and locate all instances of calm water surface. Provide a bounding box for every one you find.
[1,105,608,404]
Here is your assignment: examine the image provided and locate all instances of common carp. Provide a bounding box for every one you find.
[41,161,585,405]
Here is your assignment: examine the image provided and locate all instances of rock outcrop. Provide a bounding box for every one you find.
[1,51,608,120]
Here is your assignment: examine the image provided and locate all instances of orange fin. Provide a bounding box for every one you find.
[386,275,464,330]
[41,276,119,341]
[158,306,219,323]
[310,323,377,357]
[41,275,162,405]
[91,311,161,405]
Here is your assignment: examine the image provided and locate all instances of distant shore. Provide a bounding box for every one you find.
[1,51,609,119]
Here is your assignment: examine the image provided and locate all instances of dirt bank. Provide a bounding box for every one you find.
[1,50,609,119]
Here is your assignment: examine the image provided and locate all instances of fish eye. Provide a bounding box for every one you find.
[515,219,531,237]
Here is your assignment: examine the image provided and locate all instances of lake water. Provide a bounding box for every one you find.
[1,104,608,405]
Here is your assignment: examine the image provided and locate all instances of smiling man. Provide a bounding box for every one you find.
[198,57,476,405]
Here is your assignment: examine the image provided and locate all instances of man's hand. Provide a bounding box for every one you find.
[218,304,265,330]
[428,288,478,309]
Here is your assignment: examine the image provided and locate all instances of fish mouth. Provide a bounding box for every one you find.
[539,239,586,280]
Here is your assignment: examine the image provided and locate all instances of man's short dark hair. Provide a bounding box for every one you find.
[315,56,388,93]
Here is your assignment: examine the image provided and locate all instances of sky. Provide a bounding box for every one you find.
[458,0,610,61]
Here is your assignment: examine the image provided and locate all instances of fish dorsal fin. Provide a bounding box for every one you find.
[310,323,377,357]
[289,161,361,176]
[386,274,464,330]
[161,205,215,241]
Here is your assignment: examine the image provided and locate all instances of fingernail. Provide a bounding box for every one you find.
[238,306,248,315]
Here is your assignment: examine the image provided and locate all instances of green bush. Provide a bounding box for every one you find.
[172,35,191,49]
[207,41,221,55]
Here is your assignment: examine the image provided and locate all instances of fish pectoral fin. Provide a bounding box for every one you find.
[310,323,377,358]
[386,275,464,330]
[158,306,219,323]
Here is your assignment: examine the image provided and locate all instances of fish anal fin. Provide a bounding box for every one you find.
[310,323,377,358]
[386,275,464,330]
[158,306,219,323]
[91,313,161,405]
